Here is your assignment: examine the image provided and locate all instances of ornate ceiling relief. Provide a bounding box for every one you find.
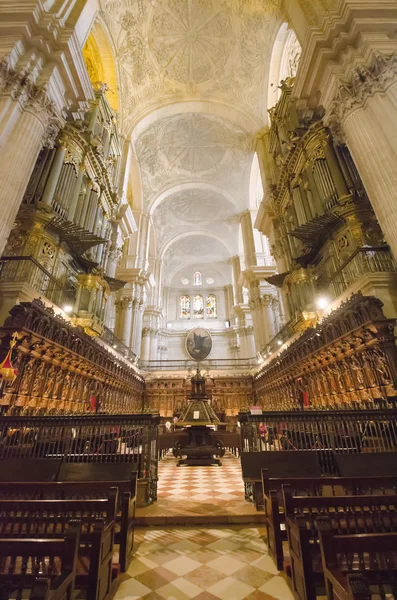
[100,0,280,129]
[152,189,237,251]
[98,0,281,290]
[134,112,253,202]
[149,0,235,86]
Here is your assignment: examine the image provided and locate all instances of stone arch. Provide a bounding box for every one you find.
[267,23,302,111]
[161,231,234,260]
[130,100,259,142]
[149,182,239,216]
[83,18,119,112]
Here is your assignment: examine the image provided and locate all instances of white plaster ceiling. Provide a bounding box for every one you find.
[100,0,280,131]
[152,188,238,252]
[134,111,253,206]
[99,0,282,288]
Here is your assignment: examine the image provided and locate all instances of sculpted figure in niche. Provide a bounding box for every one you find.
[372,349,392,383]
[20,359,35,395]
[349,356,365,388]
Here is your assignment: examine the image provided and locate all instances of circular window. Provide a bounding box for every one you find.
[181,278,189,285]
[206,277,214,284]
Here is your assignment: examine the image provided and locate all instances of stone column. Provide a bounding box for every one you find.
[325,53,397,260]
[150,330,159,361]
[261,294,276,344]
[141,328,151,361]
[240,210,257,269]
[232,256,244,304]
[0,83,59,255]
[115,297,133,347]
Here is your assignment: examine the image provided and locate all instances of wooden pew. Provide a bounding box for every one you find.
[319,529,397,600]
[333,451,397,477]
[0,462,137,572]
[241,451,322,510]
[0,458,62,482]
[57,462,137,573]
[262,474,397,571]
[0,495,117,600]
[0,521,80,600]
[283,488,397,600]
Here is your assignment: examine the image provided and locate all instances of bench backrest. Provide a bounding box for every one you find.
[0,521,80,577]
[334,452,397,477]
[283,488,397,529]
[57,462,137,482]
[263,475,397,499]
[320,529,397,571]
[0,459,62,482]
[0,494,117,537]
[241,451,321,481]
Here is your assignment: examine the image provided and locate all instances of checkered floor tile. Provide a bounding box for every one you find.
[136,451,259,520]
[157,451,245,503]
[115,526,294,600]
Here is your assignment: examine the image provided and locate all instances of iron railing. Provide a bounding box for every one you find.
[102,325,137,362]
[139,357,259,371]
[331,246,397,297]
[0,413,160,501]
[0,256,75,307]
[239,409,397,456]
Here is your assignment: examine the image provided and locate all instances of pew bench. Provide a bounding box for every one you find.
[262,474,397,571]
[0,495,117,600]
[283,488,397,600]
[0,522,80,600]
[319,529,397,600]
[57,462,138,573]
[241,451,322,510]
[0,460,138,572]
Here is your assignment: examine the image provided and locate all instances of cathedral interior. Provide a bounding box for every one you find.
[0,1,397,599]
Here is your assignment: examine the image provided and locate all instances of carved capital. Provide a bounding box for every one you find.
[115,296,132,310]
[326,52,397,127]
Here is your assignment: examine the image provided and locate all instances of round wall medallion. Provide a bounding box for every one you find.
[186,327,212,361]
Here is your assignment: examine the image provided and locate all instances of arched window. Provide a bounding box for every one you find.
[206,294,217,318]
[180,295,191,319]
[193,271,202,286]
[193,295,204,319]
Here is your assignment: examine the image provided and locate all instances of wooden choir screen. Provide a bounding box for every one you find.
[0,300,144,415]
[254,294,397,410]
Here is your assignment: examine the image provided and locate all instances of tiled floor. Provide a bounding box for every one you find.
[136,452,260,523]
[115,526,294,600]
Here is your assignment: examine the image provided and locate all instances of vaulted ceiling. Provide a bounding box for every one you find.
[99,0,283,288]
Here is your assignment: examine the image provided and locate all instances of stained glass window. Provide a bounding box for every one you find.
[180,295,191,319]
[193,271,202,286]
[206,294,217,318]
[193,295,204,319]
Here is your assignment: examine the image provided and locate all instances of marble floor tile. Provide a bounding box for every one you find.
[207,576,256,600]
[161,556,203,576]
[115,525,286,600]
[136,453,260,521]
[206,555,245,575]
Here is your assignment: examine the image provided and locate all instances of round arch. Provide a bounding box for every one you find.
[161,231,234,260]
[149,181,240,216]
[82,18,120,113]
[130,100,260,142]
[267,23,302,111]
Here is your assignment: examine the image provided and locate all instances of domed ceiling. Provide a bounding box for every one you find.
[99,0,281,289]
